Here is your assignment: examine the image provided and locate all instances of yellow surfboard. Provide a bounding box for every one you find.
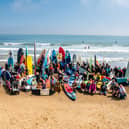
[27,55,33,75]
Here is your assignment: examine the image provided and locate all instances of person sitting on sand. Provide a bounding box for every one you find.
[50,75,56,91]
[72,79,77,92]
[37,81,42,89]
[118,84,127,99]
[42,80,46,89]
[100,82,107,96]
[89,80,96,95]
[112,83,120,97]
[42,71,48,81]
[85,80,90,93]
[80,80,86,93]
[32,78,37,88]
[37,78,44,89]
[12,76,20,89]
[110,78,117,92]
[21,78,27,88]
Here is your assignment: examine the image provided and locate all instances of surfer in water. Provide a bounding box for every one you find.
[84,45,90,49]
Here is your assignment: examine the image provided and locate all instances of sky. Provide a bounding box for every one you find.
[0,0,129,35]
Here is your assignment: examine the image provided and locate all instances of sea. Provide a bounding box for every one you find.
[0,34,129,68]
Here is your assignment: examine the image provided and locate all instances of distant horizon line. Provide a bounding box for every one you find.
[0,33,129,37]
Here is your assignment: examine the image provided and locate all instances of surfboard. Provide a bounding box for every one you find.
[57,53,62,62]
[59,47,65,62]
[26,55,33,75]
[8,51,14,68]
[51,49,57,63]
[17,48,24,64]
[77,55,82,64]
[72,54,77,64]
[65,50,71,64]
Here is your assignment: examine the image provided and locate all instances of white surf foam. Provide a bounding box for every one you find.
[3,42,25,46]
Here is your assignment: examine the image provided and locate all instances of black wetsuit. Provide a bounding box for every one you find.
[21,80,27,87]
[36,74,40,83]
[58,73,63,83]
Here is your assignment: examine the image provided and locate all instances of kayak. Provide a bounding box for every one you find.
[63,83,76,100]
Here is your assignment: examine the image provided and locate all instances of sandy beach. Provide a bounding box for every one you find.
[0,85,129,129]
[1,0,129,128]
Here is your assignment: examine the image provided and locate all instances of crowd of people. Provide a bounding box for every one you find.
[1,48,127,100]
[3,54,127,99]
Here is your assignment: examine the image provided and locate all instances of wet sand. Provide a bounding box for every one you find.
[0,85,129,129]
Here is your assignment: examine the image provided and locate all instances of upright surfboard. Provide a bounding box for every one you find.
[59,47,65,62]
[17,48,24,65]
[77,55,82,64]
[72,54,77,64]
[26,55,33,75]
[65,50,71,64]
[8,51,14,68]
[51,49,57,63]
[57,52,62,62]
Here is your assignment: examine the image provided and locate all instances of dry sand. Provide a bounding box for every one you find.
[0,85,129,129]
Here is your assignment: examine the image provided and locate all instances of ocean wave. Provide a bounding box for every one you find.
[0,55,128,63]
[0,46,129,53]
[36,42,50,46]
[2,42,25,46]
[96,57,129,62]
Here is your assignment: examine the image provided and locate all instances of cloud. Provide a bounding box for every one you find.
[80,0,88,5]
[11,0,46,12]
[80,0,129,7]
[112,0,129,7]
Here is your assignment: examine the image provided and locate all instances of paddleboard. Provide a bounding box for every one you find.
[63,83,76,100]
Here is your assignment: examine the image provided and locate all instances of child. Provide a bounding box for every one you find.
[80,80,86,92]
[32,78,37,88]
[100,82,107,96]
[85,81,91,93]
[89,80,96,94]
